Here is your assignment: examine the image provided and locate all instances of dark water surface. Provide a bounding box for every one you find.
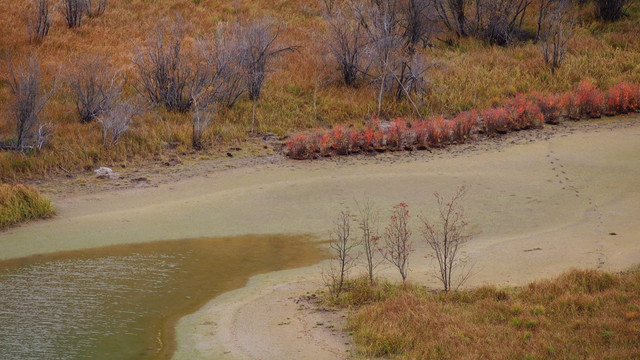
[0,235,325,360]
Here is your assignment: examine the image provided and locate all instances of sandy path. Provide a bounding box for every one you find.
[1,118,639,359]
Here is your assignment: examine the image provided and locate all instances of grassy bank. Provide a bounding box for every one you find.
[1,1,640,180]
[0,183,55,229]
[327,269,640,359]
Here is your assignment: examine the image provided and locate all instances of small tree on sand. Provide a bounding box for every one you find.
[420,185,473,292]
[356,198,382,286]
[323,210,358,298]
[382,202,413,284]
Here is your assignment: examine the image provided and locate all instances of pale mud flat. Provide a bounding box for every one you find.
[1,118,640,359]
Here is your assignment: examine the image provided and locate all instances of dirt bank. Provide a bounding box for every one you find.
[1,117,639,359]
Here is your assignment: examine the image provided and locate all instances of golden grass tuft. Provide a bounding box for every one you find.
[0,183,55,230]
[341,269,640,359]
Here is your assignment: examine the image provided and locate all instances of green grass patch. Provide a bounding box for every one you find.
[0,183,55,229]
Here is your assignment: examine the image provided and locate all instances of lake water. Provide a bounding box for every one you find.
[0,235,325,360]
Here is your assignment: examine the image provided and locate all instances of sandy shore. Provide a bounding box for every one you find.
[1,117,639,359]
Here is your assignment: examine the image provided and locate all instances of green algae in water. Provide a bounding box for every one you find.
[0,234,326,360]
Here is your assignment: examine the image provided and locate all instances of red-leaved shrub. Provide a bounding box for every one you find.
[329,124,351,155]
[385,119,410,150]
[505,95,544,130]
[533,92,564,124]
[286,133,317,159]
[316,132,331,156]
[606,82,640,115]
[482,107,510,135]
[449,111,477,143]
[427,117,447,147]
[566,80,605,120]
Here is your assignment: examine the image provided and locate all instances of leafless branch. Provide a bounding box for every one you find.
[420,185,473,292]
[68,54,121,123]
[26,0,52,43]
[323,210,358,298]
[382,202,413,284]
[61,0,84,28]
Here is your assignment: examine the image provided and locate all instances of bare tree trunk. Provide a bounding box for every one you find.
[251,99,257,133]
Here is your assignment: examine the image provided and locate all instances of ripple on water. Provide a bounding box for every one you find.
[0,235,325,360]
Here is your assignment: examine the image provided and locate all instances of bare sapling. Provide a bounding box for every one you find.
[540,1,571,74]
[85,0,107,18]
[26,0,52,43]
[432,0,470,38]
[191,97,215,150]
[420,185,472,292]
[98,101,138,148]
[6,57,55,153]
[196,23,246,108]
[382,202,413,284]
[237,19,296,133]
[401,0,438,50]
[68,55,121,123]
[354,1,404,115]
[133,17,199,113]
[535,0,565,42]
[323,7,368,87]
[61,0,84,28]
[323,210,358,298]
[356,198,382,286]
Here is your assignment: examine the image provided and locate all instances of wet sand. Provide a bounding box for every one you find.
[1,117,639,359]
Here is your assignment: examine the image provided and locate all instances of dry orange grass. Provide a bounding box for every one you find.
[1,1,639,181]
[342,269,640,359]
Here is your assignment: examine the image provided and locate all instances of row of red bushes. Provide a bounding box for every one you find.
[286,80,640,159]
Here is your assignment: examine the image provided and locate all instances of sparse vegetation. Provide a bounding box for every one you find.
[25,0,51,43]
[1,0,640,181]
[420,185,472,292]
[332,268,640,359]
[286,79,638,159]
[68,55,121,123]
[382,203,413,284]
[323,210,358,298]
[0,183,54,230]
[61,0,84,29]
[5,57,54,153]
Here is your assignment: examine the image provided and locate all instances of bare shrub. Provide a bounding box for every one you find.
[191,98,215,150]
[595,0,634,21]
[382,203,413,284]
[35,121,55,151]
[323,210,358,298]
[68,55,121,123]
[420,185,472,292]
[392,52,434,105]
[61,0,84,28]
[6,57,54,153]
[356,199,382,286]
[324,8,369,87]
[26,0,52,43]
[401,0,439,50]
[133,18,198,113]
[535,0,566,42]
[197,24,246,108]
[236,19,295,132]
[540,2,572,73]
[432,0,471,37]
[354,0,405,114]
[85,0,107,18]
[98,102,137,148]
[473,0,531,45]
